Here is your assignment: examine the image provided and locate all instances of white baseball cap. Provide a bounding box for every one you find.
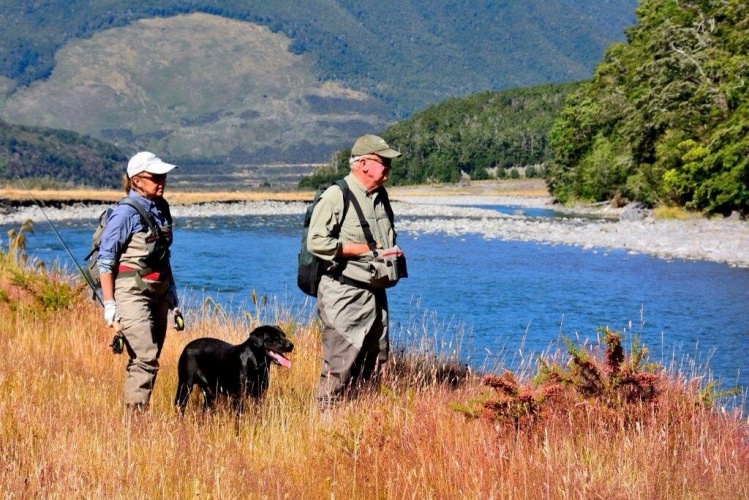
[127,151,177,179]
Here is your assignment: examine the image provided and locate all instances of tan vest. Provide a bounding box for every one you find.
[308,174,396,286]
[119,220,173,273]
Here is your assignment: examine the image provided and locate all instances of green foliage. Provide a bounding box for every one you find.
[0,1,635,118]
[524,165,542,179]
[697,380,742,409]
[298,149,351,189]
[2,220,83,311]
[547,0,749,215]
[302,83,580,187]
[386,84,579,185]
[10,268,83,311]
[0,120,126,188]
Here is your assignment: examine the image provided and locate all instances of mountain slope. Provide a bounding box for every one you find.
[0,0,636,115]
[0,1,637,177]
[2,14,388,174]
[300,82,579,188]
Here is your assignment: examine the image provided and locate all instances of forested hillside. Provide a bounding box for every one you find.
[300,83,578,187]
[0,0,635,116]
[546,0,749,215]
[0,120,125,188]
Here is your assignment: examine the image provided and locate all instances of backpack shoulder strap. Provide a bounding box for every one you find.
[345,187,378,253]
[119,197,159,235]
[154,197,173,225]
[333,179,350,226]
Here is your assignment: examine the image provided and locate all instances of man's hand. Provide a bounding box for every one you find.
[381,246,404,257]
[103,299,119,326]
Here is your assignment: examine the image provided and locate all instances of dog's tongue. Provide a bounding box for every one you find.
[266,350,292,368]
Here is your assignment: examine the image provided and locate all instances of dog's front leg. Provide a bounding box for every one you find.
[174,383,192,414]
[235,372,252,416]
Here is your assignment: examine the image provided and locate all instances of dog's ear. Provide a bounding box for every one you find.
[248,325,285,346]
[247,329,264,347]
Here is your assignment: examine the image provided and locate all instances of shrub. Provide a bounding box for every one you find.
[460,328,666,430]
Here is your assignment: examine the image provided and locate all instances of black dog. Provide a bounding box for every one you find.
[174,325,294,414]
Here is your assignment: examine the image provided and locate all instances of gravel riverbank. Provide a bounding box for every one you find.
[1,194,747,268]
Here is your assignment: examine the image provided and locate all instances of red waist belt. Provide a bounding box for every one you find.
[117,265,162,281]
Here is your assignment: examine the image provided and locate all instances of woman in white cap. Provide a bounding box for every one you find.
[98,151,180,411]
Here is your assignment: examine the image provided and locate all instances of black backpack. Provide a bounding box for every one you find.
[297,179,396,296]
[297,180,350,297]
[82,197,159,296]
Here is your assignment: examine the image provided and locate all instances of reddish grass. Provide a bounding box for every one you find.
[1,244,747,498]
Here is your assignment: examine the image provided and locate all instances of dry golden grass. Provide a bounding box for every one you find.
[388,178,551,199]
[0,179,550,206]
[652,204,701,220]
[1,246,748,498]
[0,187,314,204]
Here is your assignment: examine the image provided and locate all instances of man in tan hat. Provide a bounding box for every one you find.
[307,134,407,409]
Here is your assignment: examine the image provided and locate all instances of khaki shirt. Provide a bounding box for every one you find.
[307,174,396,285]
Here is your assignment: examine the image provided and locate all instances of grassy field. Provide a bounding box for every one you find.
[0,179,550,205]
[1,220,747,498]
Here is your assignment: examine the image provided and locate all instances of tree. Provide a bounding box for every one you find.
[546,0,749,215]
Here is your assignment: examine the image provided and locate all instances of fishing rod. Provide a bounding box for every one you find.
[16,177,102,305]
[16,177,184,339]
[16,177,127,353]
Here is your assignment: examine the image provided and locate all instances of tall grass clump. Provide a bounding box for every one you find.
[653,205,697,220]
[1,227,748,498]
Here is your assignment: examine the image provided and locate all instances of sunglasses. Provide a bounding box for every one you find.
[137,173,167,182]
[364,156,392,169]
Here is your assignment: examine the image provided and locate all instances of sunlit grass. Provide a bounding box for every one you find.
[0,178,550,206]
[1,228,748,498]
[653,204,699,220]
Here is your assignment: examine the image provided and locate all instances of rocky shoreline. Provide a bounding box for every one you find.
[1,194,747,268]
[398,197,749,268]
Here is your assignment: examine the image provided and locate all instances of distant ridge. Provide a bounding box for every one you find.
[0,119,125,188]
[0,1,636,168]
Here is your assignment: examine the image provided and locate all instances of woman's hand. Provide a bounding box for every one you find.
[103,299,120,326]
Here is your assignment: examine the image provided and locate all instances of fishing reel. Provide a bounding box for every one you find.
[110,332,125,355]
[174,309,185,331]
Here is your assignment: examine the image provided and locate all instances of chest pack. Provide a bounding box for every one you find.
[296,179,395,297]
[82,197,161,295]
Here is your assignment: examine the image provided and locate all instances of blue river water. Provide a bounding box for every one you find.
[3,208,748,408]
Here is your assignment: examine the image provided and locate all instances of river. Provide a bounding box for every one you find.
[2,201,747,409]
